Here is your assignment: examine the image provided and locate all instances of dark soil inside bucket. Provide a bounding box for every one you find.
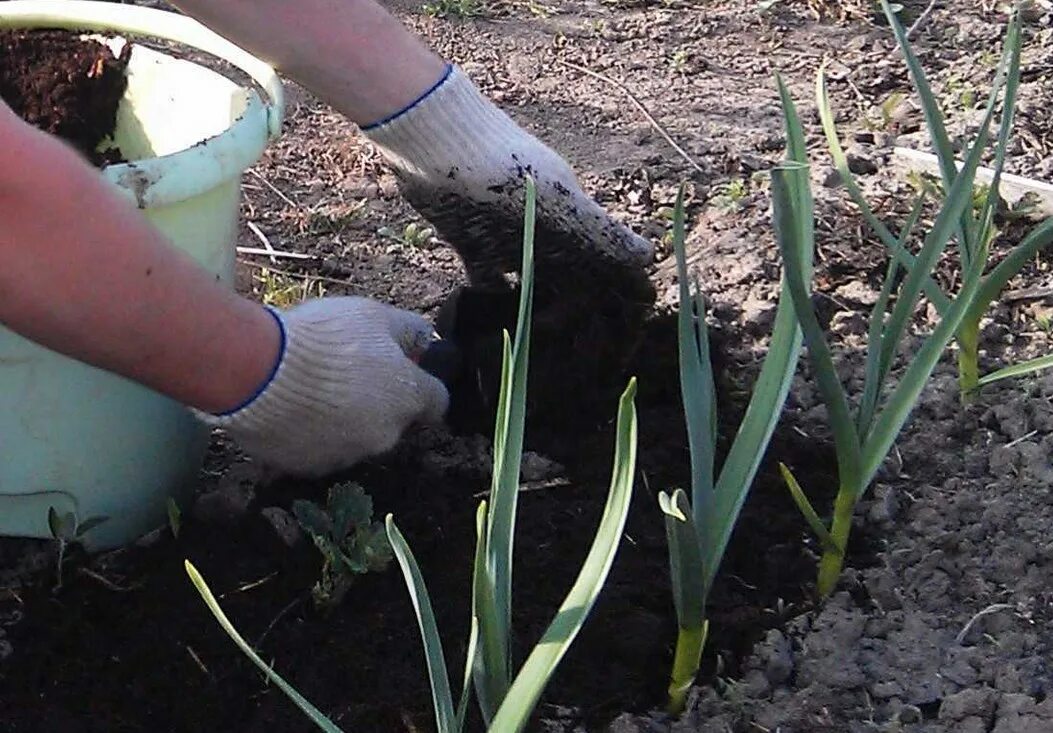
[0,29,130,166]
[0,301,877,733]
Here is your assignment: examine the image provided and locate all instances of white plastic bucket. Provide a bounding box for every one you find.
[0,1,284,550]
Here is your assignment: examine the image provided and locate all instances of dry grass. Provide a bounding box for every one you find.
[802,0,879,21]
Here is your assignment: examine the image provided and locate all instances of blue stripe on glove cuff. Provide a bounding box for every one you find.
[213,305,288,417]
[361,62,455,131]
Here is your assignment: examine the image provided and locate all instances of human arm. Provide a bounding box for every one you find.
[169,0,655,290]
[0,102,447,475]
[0,101,279,414]
[168,0,447,125]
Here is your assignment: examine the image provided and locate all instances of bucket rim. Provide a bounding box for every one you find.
[0,0,285,209]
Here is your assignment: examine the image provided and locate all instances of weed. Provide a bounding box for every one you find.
[1034,310,1053,334]
[292,482,393,610]
[47,507,108,590]
[671,48,690,73]
[712,178,750,211]
[943,75,978,111]
[305,202,363,235]
[377,221,436,248]
[863,91,907,133]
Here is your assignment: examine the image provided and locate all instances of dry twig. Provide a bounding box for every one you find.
[956,603,1017,644]
[255,597,303,647]
[555,59,705,175]
[237,246,316,261]
[77,567,141,592]
[906,0,940,40]
[236,259,352,289]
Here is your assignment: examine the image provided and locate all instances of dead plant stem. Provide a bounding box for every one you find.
[555,59,705,175]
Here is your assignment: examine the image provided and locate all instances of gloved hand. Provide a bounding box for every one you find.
[195,297,449,477]
[363,65,654,292]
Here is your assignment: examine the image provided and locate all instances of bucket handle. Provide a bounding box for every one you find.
[0,0,283,140]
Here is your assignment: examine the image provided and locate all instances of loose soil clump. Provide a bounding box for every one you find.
[0,29,129,166]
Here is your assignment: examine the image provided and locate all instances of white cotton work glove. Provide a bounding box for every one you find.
[363,65,654,294]
[195,297,449,477]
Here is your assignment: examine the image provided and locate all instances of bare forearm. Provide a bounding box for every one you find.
[170,0,446,125]
[0,110,279,413]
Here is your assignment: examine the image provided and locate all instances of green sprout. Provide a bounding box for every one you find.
[377,221,436,248]
[185,178,638,733]
[775,41,994,597]
[305,201,363,235]
[820,1,1053,402]
[659,78,813,715]
[292,482,393,610]
[712,178,750,211]
[670,48,690,73]
[1034,311,1053,335]
[870,91,906,132]
[47,507,108,590]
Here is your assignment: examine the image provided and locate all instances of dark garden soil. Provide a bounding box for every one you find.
[0,29,129,166]
[3,1,1053,732]
[0,350,864,733]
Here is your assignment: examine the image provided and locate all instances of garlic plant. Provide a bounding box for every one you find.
[659,78,813,714]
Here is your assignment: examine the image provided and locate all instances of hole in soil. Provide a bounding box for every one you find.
[0,29,130,166]
[918,700,942,720]
[434,268,655,440]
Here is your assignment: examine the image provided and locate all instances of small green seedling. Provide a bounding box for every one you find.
[292,482,392,610]
[1035,311,1053,335]
[254,267,326,308]
[305,201,364,235]
[712,178,750,211]
[670,48,690,73]
[377,221,436,248]
[864,89,912,133]
[47,507,108,590]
